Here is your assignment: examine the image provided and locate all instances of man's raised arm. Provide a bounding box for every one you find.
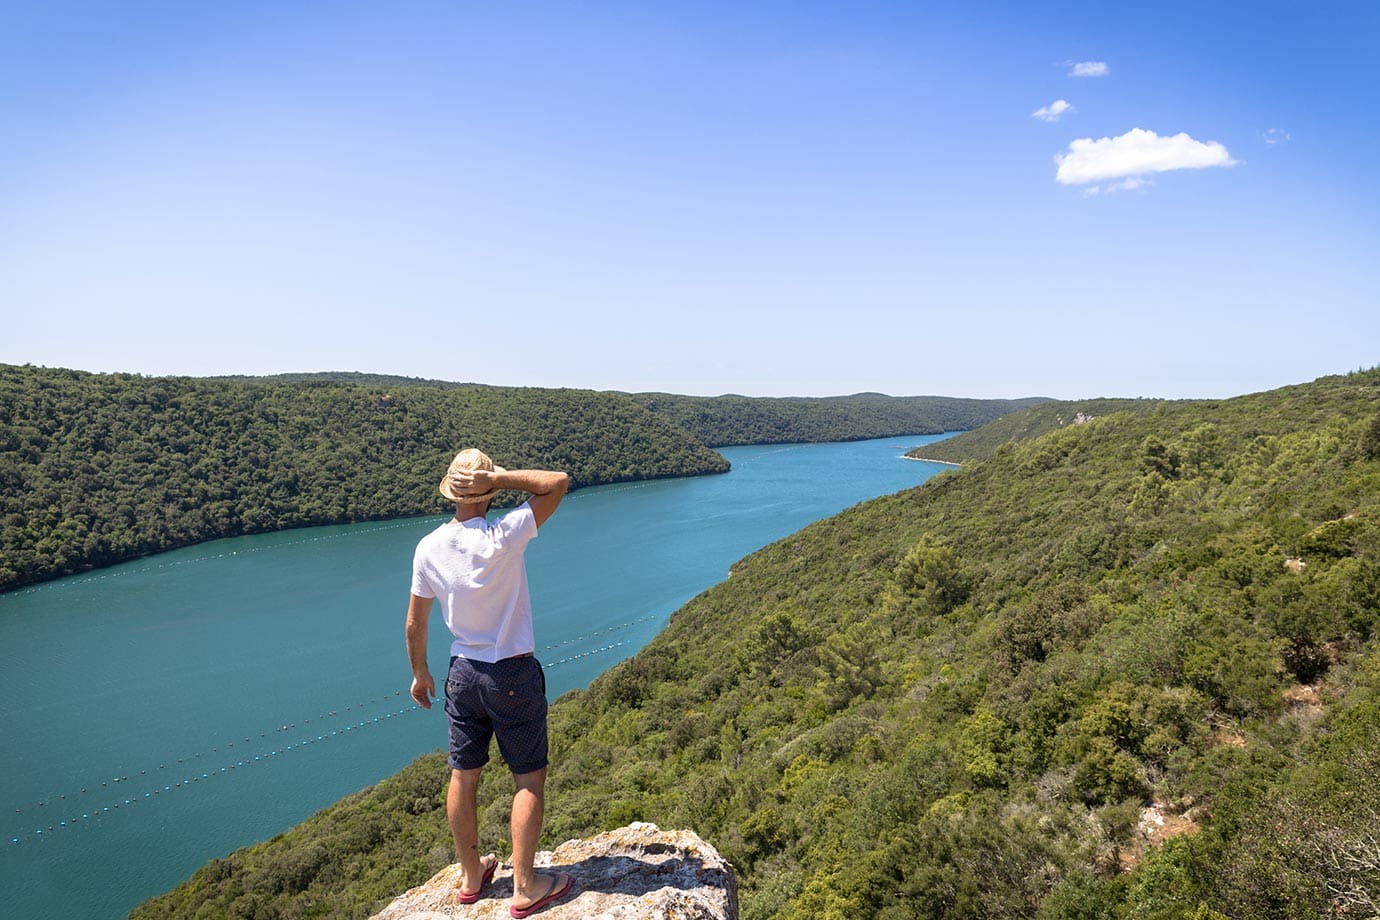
[451,468,569,527]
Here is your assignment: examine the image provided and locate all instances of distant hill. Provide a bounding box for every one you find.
[0,365,728,591]
[632,392,1050,446]
[138,369,1380,920]
[206,371,485,389]
[907,397,1168,464]
[213,377,1052,446]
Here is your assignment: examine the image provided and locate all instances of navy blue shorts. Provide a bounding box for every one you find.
[445,655,549,775]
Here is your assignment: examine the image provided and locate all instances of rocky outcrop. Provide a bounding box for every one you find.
[371,823,737,920]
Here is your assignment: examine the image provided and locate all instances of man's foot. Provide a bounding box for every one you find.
[455,853,499,904]
[509,871,574,918]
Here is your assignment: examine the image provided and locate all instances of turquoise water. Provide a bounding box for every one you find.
[0,435,954,918]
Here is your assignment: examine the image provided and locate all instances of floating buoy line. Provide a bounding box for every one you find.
[729,444,804,466]
[538,614,658,664]
[4,689,421,850]
[5,615,659,850]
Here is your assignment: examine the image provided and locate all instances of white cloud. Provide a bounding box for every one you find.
[1069,61,1109,77]
[1032,99,1074,122]
[1262,128,1291,145]
[1055,128,1237,185]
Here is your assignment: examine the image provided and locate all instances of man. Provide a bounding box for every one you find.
[406,448,574,917]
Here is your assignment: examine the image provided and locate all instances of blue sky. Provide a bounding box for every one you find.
[2,0,1376,399]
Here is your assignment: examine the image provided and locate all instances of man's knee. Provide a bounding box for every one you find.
[512,767,546,795]
[452,766,484,792]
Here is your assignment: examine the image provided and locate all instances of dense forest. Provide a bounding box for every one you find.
[909,398,1168,464]
[0,366,1041,593]
[212,374,1042,446]
[632,392,1048,446]
[206,372,488,388]
[0,364,728,591]
[136,369,1380,919]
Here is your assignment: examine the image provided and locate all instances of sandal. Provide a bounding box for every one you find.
[455,854,498,904]
[509,871,574,917]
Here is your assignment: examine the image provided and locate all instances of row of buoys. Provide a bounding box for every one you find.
[540,615,656,653]
[3,518,427,598]
[12,613,663,821]
[564,481,654,499]
[13,690,408,815]
[6,702,422,848]
[545,642,629,668]
[6,616,659,848]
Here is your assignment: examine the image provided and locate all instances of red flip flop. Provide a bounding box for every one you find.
[509,871,574,918]
[455,856,498,904]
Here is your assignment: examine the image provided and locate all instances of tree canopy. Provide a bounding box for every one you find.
[0,365,728,591]
[907,397,1165,464]
[633,392,1048,447]
[1,367,1044,592]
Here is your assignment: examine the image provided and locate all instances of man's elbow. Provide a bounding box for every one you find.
[541,471,569,497]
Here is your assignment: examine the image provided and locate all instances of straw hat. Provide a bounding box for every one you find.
[439,448,507,504]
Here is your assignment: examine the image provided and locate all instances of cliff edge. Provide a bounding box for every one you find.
[371,823,738,920]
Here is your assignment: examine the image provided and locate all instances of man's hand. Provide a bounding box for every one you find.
[411,672,436,709]
[449,468,497,497]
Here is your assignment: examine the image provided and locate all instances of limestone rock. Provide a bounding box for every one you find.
[371,823,737,920]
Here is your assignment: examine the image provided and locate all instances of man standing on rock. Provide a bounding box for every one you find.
[406,448,575,916]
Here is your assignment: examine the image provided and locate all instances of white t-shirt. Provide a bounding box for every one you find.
[410,503,539,661]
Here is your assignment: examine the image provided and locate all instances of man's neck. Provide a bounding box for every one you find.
[453,503,489,523]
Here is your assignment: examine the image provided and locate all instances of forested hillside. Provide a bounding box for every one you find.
[207,371,485,388]
[0,365,728,591]
[0,366,1047,593]
[633,392,1048,446]
[138,369,1380,920]
[909,397,1165,464]
[215,376,1045,447]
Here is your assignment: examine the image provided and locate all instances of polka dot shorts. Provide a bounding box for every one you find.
[445,655,549,774]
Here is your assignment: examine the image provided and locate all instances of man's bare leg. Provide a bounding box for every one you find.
[509,767,568,910]
[509,768,544,893]
[448,767,494,894]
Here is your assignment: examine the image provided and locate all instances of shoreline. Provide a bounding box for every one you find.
[904,455,962,467]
